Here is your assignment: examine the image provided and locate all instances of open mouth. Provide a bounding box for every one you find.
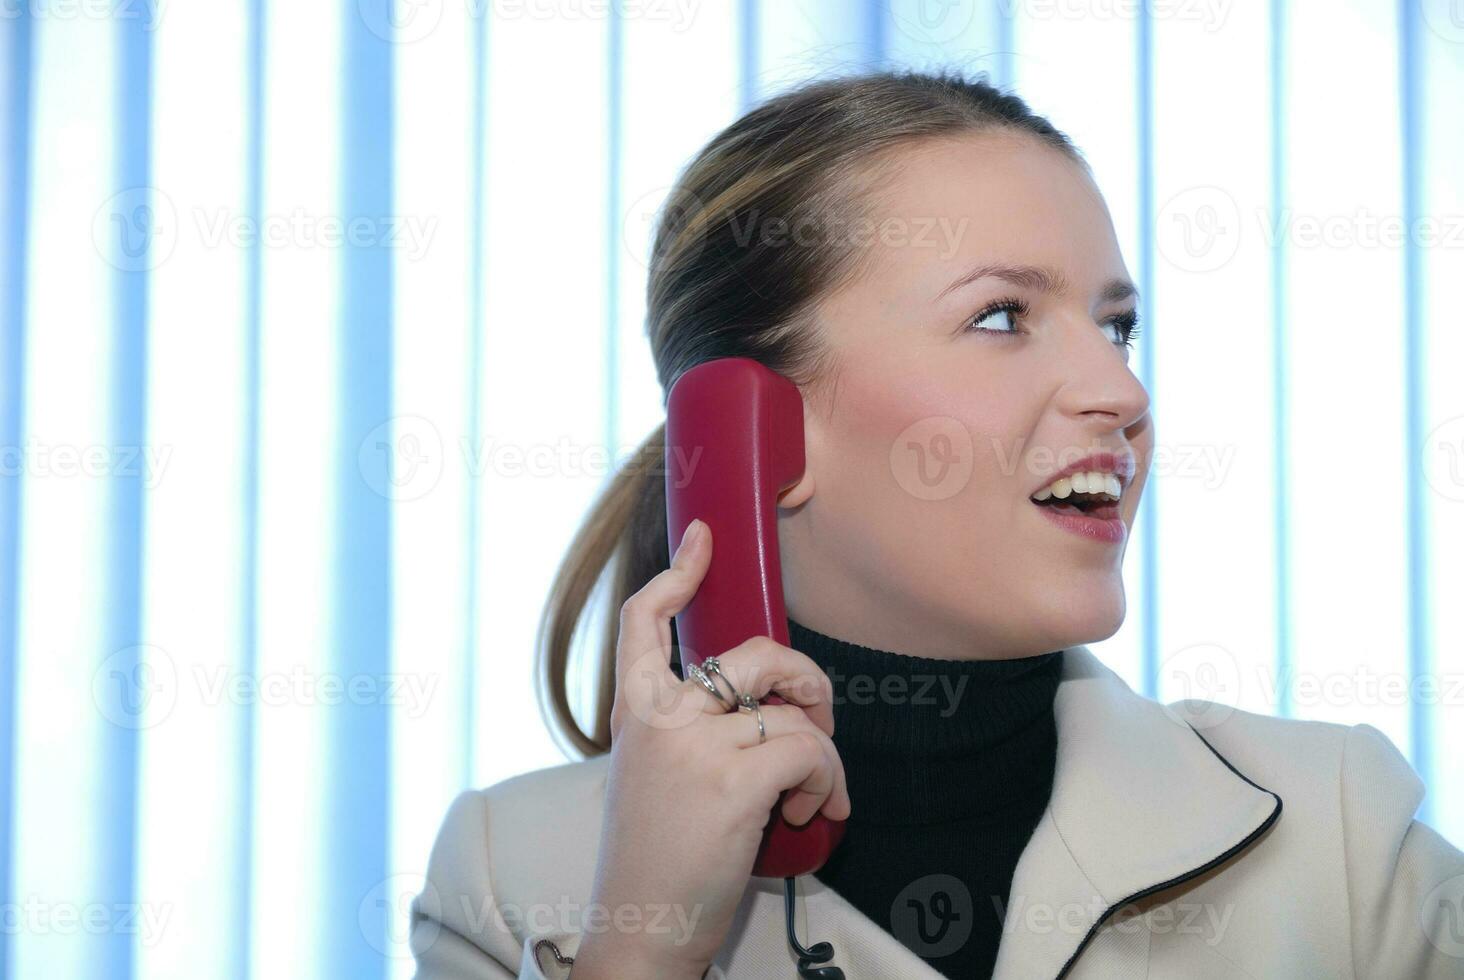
[1028,458,1131,543]
[1030,492,1120,521]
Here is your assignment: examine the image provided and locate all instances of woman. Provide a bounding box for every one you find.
[410,69,1464,979]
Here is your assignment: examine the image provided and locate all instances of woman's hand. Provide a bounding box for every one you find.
[569,519,850,980]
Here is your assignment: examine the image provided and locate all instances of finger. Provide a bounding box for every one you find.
[685,671,740,717]
[706,636,836,738]
[719,702,825,750]
[720,704,850,821]
[739,731,841,827]
[613,519,711,698]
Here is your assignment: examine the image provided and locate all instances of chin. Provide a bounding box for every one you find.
[1038,582,1126,649]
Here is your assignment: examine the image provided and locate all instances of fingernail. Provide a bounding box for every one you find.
[679,519,703,551]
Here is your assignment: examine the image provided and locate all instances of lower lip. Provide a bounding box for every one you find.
[1032,500,1126,544]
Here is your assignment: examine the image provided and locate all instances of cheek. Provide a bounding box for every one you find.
[812,358,1063,632]
[820,364,1030,545]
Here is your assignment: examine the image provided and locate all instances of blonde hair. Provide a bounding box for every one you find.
[534,67,1083,756]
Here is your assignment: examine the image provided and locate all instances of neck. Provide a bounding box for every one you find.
[786,616,1064,825]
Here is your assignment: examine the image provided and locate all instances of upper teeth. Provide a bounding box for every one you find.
[1032,471,1122,501]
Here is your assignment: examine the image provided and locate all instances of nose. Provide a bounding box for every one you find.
[1050,317,1151,434]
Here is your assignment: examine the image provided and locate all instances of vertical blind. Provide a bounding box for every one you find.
[1,1,1460,977]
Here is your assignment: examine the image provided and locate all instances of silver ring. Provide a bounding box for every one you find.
[751,702,766,744]
[701,656,743,706]
[685,662,735,712]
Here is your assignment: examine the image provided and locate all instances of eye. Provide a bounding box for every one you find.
[962,298,1144,350]
[963,298,1029,337]
[1105,308,1143,350]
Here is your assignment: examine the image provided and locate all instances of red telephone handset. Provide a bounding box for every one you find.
[664,357,847,878]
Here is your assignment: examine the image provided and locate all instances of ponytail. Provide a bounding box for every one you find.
[535,423,671,757]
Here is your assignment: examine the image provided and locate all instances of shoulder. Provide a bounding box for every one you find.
[1163,698,1424,817]
[1165,699,1464,974]
[414,755,612,971]
[437,753,611,906]
[480,751,613,837]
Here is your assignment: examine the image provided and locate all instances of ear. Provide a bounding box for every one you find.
[777,398,820,508]
[778,469,814,508]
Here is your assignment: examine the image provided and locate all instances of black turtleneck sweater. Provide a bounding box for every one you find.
[786,617,1064,980]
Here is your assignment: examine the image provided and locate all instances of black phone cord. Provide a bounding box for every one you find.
[783,876,844,980]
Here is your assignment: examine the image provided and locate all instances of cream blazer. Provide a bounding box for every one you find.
[409,645,1464,978]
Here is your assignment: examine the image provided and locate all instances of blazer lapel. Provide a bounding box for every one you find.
[737,645,1281,980]
[989,645,1283,979]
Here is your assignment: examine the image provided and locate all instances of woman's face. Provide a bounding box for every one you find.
[779,130,1153,661]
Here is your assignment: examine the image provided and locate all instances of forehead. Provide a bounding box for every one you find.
[851,131,1127,291]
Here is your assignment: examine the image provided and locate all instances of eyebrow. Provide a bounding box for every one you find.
[936,262,1139,306]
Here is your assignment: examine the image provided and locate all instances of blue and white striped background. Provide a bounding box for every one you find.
[1,1,1461,977]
